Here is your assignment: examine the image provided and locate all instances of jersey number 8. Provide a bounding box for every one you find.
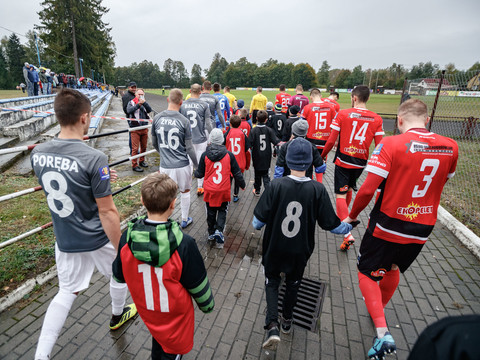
[42,171,74,218]
[281,201,303,238]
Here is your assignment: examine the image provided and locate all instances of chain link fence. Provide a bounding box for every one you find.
[402,71,480,236]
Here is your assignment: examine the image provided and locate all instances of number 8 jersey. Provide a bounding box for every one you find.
[30,138,112,252]
[365,128,458,244]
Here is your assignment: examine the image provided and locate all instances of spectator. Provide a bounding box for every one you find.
[28,65,39,96]
[39,68,48,95]
[23,62,33,96]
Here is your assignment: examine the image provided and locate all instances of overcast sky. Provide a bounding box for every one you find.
[1,0,479,73]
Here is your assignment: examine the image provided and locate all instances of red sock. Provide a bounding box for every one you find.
[358,272,387,328]
[346,190,353,207]
[379,268,400,308]
[315,173,323,183]
[336,197,349,220]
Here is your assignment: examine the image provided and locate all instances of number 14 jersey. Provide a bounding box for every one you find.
[365,128,458,244]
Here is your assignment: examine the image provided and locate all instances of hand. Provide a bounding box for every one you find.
[344,216,360,228]
[241,187,245,191]
[110,169,118,182]
[138,98,145,105]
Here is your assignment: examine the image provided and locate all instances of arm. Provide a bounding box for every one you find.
[143,102,153,114]
[347,172,384,221]
[96,195,122,249]
[216,100,225,128]
[225,100,230,120]
[374,134,383,146]
[252,215,266,230]
[126,101,139,116]
[244,133,251,151]
[312,146,326,173]
[229,153,246,189]
[320,128,339,158]
[193,153,206,178]
[185,138,198,168]
[112,232,128,283]
[151,125,159,152]
[204,107,213,133]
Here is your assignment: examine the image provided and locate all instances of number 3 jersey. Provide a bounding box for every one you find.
[112,218,214,354]
[179,98,212,145]
[30,138,112,252]
[331,107,384,169]
[152,110,192,169]
[253,176,341,274]
[365,128,458,244]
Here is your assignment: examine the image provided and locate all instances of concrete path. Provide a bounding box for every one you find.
[1,95,479,359]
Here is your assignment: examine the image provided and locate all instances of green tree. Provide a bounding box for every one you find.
[163,58,175,86]
[173,61,189,88]
[190,64,203,84]
[468,62,480,73]
[206,53,228,84]
[291,63,317,89]
[37,0,115,77]
[347,65,364,88]
[6,34,26,87]
[408,61,440,80]
[0,46,11,89]
[317,60,330,87]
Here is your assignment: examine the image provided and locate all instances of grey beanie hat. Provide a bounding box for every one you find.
[292,119,309,137]
[266,101,273,110]
[208,128,224,145]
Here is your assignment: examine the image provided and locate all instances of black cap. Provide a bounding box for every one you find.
[128,81,137,87]
[289,105,300,115]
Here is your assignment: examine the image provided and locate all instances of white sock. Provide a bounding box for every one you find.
[110,276,127,316]
[344,231,351,238]
[35,290,76,360]
[181,192,190,221]
[376,327,389,339]
[198,178,204,188]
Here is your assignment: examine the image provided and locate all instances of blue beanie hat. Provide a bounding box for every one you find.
[237,99,244,108]
[286,138,313,171]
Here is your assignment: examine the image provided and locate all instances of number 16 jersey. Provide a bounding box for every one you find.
[365,128,458,244]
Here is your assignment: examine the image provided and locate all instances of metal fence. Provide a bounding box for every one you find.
[401,70,480,236]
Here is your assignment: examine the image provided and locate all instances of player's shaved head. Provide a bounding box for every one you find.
[141,173,178,214]
[330,91,339,100]
[310,88,322,99]
[213,83,221,92]
[202,81,212,91]
[55,88,91,126]
[295,84,303,92]
[224,86,230,92]
[279,84,286,91]
[230,115,241,128]
[190,83,201,94]
[352,85,370,103]
[398,99,428,122]
[168,88,184,105]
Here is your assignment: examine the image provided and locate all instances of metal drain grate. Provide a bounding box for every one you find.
[277,277,326,332]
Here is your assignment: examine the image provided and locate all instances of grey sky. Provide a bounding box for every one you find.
[2,0,479,73]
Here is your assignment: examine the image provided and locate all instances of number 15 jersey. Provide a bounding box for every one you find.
[365,128,458,244]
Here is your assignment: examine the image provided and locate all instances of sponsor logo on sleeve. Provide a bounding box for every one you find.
[98,166,110,180]
[373,144,383,155]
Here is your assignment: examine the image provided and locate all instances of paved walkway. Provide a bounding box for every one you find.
[1,95,479,359]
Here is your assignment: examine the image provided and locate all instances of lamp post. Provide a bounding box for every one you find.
[79,58,84,78]
[34,32,41,67]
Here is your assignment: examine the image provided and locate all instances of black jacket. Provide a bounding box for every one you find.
[122,90,136,116]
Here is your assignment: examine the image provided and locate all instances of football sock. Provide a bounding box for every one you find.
[35,289,76,360]
[315,173,323,183]
[181,192,190,221]
[197,177,204,188]
[358,272,387,328]
[346,190,353,207]
[110,276,128,316]
[376,327,389,339]
[336,197,349,221]
[379,268,400,308]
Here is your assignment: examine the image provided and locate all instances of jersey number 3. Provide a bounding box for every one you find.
[412,159,439,198]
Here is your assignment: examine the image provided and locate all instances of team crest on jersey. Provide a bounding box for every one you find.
[397,201,433,220]
[371,268,387,278]
[373,144,383,155]
[98,166,110,180]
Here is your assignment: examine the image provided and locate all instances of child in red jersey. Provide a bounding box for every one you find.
[194,128,245,248]
[113,173,214,359]
[224,115,250,202]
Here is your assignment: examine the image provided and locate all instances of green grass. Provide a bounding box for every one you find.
[0,90,30,99]
[0,172,145,297]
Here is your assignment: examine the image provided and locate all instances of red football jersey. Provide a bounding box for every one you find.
[239,120,251,138]
[324,97,340,113]
[331,107,384,169]
[275,93,292,113]
[204,154,232,206]
[301,100,337,148]
[120,248,195,354]
[226,128,247,171]
[288,94,309,110]
[365,128,458,244]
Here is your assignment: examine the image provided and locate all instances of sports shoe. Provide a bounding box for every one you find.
[109,304,137,330]
[252,189,260,197]
[281,318,293,334]
[340,233,355,251]
[197,187,204,196]
[181,217,193,229]
[233,194,239,202]
[262,322,280,350]
[367,332,396,359]
[139,161,149,168]
[207,233,216,241]
[214,230,224,248]
[132,166,144,172]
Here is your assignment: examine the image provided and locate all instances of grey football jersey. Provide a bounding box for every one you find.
[152,110,192,169]
[180,98,212,144]
[30,138,112,252]
[200,93,220,126]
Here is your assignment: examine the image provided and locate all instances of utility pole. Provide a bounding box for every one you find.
[34,32,41,67]
[79,58,84,78]
[71,14,80,77]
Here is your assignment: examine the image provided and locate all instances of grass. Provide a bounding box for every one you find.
[0,171,145,297]
[0,90,31,99]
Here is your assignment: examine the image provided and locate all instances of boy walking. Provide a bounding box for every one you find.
[253,138,353,349]
[248,110,281,196]
[225,115,250,202]
[194,129,245,248]
[113,173,215,359]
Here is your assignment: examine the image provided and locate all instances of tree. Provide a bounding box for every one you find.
[190,64,202,84]
[6,34,26,87]
[291,63,317,89]
[173,61,189,88]
[334,69,351,88]
[347,65,364,88]
[163,58,175,86]
[37,0,115,77]
[317,60,330,87]
[468,62,480,73]
[408,61,440,80]
[206,53,228,84]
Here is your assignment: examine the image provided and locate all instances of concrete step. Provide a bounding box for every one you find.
[0,136,18,150]
[0,100,55,129]
[0,94,56,109]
